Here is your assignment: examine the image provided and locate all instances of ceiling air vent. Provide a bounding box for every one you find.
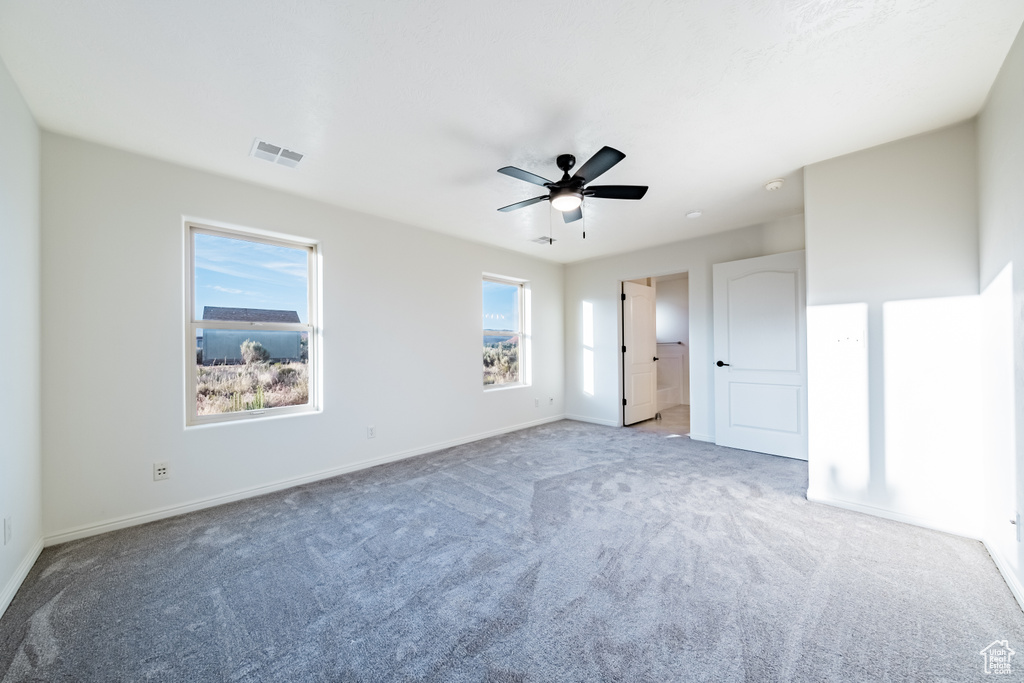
[250,139,304,168]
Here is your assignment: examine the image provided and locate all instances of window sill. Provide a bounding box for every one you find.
[186,405,321,429]
[483,382,530,393]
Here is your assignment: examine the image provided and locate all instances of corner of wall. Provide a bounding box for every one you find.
[976,17,1024,613]
[0,540,44,619]
[0,54,44,622]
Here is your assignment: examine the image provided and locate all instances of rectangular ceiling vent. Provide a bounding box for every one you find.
[250,139,304,168]
[531,236,556,245]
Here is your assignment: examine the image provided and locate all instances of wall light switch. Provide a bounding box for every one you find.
[3,517,11,545]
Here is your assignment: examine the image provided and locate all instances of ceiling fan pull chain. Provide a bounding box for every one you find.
[548,203,553,245]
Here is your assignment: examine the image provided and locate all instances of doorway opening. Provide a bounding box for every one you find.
[621,273,690,436]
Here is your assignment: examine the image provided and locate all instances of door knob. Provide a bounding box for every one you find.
[653,356,659,361]
[716,360,730,367]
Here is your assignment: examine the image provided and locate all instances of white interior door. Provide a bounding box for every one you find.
[623,281,657,426]
[713,251,807,459]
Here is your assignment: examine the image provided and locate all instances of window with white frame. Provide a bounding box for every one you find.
[186,223,319,424]
[483,275,528,388]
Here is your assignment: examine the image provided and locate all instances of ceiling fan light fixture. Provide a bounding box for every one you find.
[550,189,583,212]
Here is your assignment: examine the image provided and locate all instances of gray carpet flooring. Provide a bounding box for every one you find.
[1,420,1022,681]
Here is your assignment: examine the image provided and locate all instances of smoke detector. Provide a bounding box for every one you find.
[250,139,304,168]
[764,178,784,192]
[685,210,703,219]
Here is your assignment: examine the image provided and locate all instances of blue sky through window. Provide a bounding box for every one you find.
[482,280,519,331]
[194,233,309,323]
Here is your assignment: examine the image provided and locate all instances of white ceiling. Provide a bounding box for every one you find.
[1,1,1021,264]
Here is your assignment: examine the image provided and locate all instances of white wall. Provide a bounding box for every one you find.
[804,121,983,538]
[978,20,1024,603]
[40,133,564,542]
[564,214,804,437]
[655,275,689,344]
[0,57,42,616]
[805,122,979,305]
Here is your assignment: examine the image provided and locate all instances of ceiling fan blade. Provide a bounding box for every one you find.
[562,207,583,223]
[572,146,626,183]
[586,185,649,200]
[497,166,553,187]
[498,195,549,212]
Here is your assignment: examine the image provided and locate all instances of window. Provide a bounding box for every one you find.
[186,223,318,424]
[483,275,527,388]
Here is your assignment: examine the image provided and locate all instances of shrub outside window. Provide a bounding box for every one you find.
[483,275,528,388]
[186,223,319,425]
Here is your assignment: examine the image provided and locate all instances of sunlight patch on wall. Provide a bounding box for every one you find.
[883,295,983,537]
[807,303,870,496]
[980,264,1017,565]
[583,301,594,396]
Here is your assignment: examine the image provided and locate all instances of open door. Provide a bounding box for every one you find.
[622,280,657,425]
[713,251,807,459]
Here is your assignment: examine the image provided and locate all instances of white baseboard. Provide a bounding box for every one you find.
[688,433,714,443]
[564,414,619,427]
[983,539,1024,613]
[806,490,981,541]
[45,414,567,547]
[1,537,43,619]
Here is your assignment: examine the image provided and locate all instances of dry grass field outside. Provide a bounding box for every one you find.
[196,361,309,414]
[483,338,519,386]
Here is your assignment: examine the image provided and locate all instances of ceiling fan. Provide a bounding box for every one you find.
[496,146,648,224]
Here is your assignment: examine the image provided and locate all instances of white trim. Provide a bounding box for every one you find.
[983,539,1024,613]
[191,321,311,332]
[688,433,714,443]
[564,414,619,427]
[482,272,527,285]
[44,415,566,547]
[0,537,44,619]
[189,221,319,250]
[482,382,529,393]
[806,490,981,541]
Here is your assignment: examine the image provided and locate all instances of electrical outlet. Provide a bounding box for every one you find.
[534,398,539,407]
[153,462,170,481]
[367,425,376,439]
[3,517,11,546]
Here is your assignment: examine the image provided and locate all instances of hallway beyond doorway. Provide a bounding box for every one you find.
[629,403,690,437]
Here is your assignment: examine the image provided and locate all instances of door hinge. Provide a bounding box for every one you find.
[621,293,626,301]
[622,345,626,353]
[623,398,627,406]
